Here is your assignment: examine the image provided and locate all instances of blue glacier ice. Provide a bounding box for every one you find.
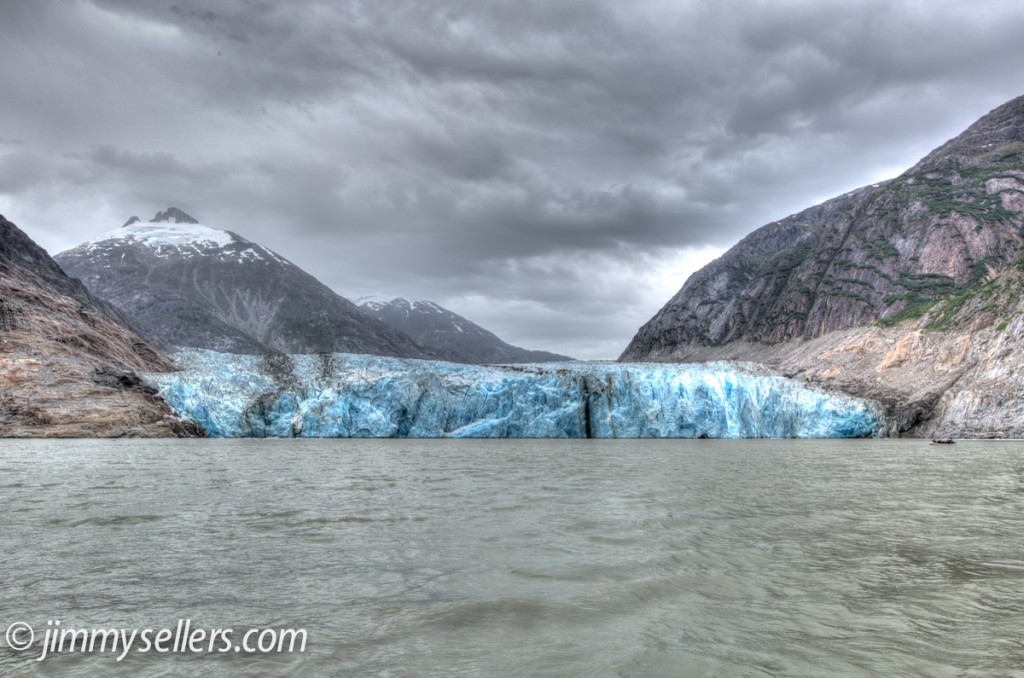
[144,349,884,438]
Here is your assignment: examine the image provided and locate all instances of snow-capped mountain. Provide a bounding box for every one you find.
[359,297,572,364]
[55,208,431,358]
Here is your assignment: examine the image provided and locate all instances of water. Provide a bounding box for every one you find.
[1,439,1023,677]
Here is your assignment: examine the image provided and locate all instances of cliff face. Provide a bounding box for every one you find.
[621,95,1024,437]
[0,214,202,437]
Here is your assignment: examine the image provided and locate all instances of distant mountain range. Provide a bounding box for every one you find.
[0,213,200,437]
[622,93,1024,438]
[55,208,569,365]
[55,208,432,359]
[359,297,572,364]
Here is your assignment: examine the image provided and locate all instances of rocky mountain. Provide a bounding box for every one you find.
[359,297,572,364]
[621,94,1024,437]
[0,213,202,437]
[55,208,432,359]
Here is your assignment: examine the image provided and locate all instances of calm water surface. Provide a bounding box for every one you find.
[1,439,1023,677]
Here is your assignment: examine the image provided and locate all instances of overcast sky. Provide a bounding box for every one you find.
[1,1,1023,359]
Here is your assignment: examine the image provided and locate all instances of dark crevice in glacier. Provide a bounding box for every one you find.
[145,349,885,439]
[581,377,594,439]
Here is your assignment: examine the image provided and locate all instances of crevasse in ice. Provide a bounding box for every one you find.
[144,349,883,438]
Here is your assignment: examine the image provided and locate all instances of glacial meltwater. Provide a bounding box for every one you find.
[1,439,1023,676]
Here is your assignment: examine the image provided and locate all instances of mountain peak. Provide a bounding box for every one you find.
[975,93,1024,130]
[55,218,432,360]
[359,297,448,315]
[79,216,233,251]
[911,93,1024,173]
[151,207,199,224]
[360,296,573,364]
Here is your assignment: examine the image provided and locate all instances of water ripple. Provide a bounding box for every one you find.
[1,438,1023,676]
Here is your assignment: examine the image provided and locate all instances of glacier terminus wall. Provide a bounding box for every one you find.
[144,349,884,438]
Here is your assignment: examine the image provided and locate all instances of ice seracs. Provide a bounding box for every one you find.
[145,349,884,438]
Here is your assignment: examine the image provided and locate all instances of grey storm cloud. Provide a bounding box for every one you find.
[1,0,1024,358]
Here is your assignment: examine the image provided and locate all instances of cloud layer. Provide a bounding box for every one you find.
[2,0,1023,358]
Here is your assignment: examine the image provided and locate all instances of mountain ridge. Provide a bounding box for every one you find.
[55,209,435,359]
[0,213,202,437]
[359,297,572,364]
[621,93,1024,437]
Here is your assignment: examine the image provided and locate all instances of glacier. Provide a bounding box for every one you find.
[144,349,883,438]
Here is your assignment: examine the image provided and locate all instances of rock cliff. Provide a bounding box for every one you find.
[621,94,1024,437]
[0,214,202,437]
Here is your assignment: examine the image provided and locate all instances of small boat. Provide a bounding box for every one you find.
[930,438,955,445]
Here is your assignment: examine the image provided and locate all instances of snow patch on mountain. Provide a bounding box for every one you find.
[84,221,234,250]
[354,294,390,310]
